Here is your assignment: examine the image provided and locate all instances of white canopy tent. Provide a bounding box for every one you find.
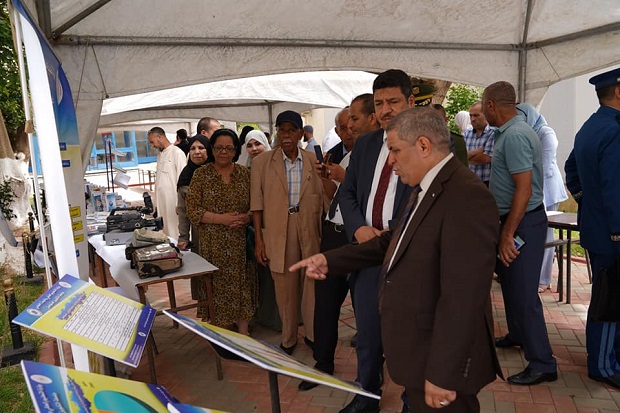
[17,0,620,168]
[98,71,378,132]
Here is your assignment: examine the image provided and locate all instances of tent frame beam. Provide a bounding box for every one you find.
[53,36,517,51]
[34,0,51,38]
[53,22,620,53]
[51,0,113,39]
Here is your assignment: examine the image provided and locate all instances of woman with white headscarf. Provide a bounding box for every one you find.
[454,110,472,134]
[517,103,568,293]
[243,129,280,330]
[244,130,271,168]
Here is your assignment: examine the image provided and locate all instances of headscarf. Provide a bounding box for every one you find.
[177,134,210,188]
[516,103,548,133]
[239,130,271,167]
[454,111,472,134]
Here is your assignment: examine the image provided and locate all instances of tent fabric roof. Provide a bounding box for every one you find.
[17,0,620,167]
[99,71,377,130]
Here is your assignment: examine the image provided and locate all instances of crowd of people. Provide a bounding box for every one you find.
[143,66,620,413]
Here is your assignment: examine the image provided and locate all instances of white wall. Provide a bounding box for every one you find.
[539,68,610,179]
[303,108,342,146]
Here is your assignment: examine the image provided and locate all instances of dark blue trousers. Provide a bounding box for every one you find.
[586,251,620,377]
[312,221,350,373]
[349,265,384,402]
[497,208,556,373]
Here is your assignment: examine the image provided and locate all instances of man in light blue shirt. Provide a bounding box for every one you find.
[483,81,557,386]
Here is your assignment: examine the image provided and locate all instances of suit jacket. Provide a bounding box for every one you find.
[339,129,410,242]
[570,105,620,255]
[250,148,325,273]
[325,156,502,394]
[327,141,347,165]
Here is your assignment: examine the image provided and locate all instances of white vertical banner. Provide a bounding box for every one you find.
[11,0,89,371]
[10,0,88,279]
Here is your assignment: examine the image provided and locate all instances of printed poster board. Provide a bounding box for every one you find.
[21,360,225,413]
[163,311,379,400]
[14,275,155,367]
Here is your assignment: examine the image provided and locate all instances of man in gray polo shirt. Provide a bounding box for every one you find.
[482,81,557,386]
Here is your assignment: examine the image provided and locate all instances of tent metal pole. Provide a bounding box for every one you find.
[53,35,517,52]
[518,0,535,102]
[51,0,113,39]
[34,0,51,39]
[268,103,274,137]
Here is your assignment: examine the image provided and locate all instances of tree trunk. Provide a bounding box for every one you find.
[0,109,14,159]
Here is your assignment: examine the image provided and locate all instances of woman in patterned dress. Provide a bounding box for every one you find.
[186,128,257,335]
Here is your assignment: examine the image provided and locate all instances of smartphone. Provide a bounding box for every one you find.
[313,145,324,163]
[321,153,333,178]
[514,235,526,250]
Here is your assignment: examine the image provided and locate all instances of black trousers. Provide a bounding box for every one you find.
[312,221,350,373]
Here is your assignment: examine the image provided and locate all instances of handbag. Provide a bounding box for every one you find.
[589,255,620,322]
[132,243,183,279]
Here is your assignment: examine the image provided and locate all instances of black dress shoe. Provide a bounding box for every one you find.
[338,397,380,413]
[495,335,521,348]
[507,367,557,385]
[298,380,319,391]
[280,342,297,355]
[304,336,314,350]
[588,372,620,389]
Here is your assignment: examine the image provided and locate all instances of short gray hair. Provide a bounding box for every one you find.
[386,107,451,153]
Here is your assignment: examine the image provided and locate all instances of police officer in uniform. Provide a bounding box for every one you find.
[565,66,620,388]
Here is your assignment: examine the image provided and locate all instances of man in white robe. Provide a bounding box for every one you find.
[148,127,187,241]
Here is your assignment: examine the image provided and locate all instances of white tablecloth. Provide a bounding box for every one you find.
[88,234,218,301]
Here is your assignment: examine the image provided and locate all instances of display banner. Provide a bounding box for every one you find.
[21,360,177,413]
[11,0,88,279]
[14,275,156,367]
[164,311,380,399]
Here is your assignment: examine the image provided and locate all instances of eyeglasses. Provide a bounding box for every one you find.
[213,145,236,153]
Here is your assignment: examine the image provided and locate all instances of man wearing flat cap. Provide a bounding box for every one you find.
[251,110,325,354]
[565,66,620,389]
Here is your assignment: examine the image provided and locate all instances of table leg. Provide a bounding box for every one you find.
[557,229,564,302]
[567,230,572,304]
[167,281,178,328]
[138,286,157,384]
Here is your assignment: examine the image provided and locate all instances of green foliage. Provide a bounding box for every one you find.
[444,83,482,134]
[0,268,46,413]
[0,5,25,137]
[0,181,16,220]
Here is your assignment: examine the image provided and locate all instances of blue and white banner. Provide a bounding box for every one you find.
[11,0,88,279]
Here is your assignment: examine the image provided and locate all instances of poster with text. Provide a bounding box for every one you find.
[14,275,155,367]
[164,311,379,399]
[21,360,175,413]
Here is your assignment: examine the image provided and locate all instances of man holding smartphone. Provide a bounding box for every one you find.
[299,97,379,392]
[482,81,557,386]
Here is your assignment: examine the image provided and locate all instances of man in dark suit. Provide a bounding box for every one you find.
[299,96,379,391]
[335,69,413,413]
[292,107,502,413]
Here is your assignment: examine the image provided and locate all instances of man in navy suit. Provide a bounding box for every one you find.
[565,67,620,388]
[336,69,413,413]
[299,96,379,391]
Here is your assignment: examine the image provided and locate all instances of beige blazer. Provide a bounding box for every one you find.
[250,148,324,273]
